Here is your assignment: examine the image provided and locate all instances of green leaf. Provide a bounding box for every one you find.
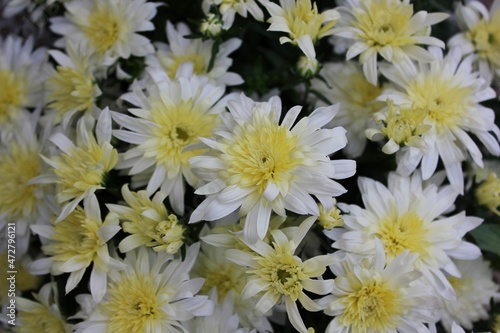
[470,223,500,256]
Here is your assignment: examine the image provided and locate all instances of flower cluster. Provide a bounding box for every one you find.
[2,0,500,332]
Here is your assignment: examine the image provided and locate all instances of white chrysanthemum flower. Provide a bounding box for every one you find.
[107,184,185,254]
[309,61,385,158]
[50,0,158,65]
[225,217,336,333]
[45,42,101,129]
[325,172,483,298]
[33,108,118,222]
[189,93,356,243]
[0,116,51,256]
[448,0,500,82]
[0,35,48,138]
[193,229,274,332]
[76,244,214,333]
[334,0,448,85]
[260,0,340,59]
[182,289,258,333]
[14,283,73,333]
[202,0,264,29]
[112,68,230,215]
[147,21,243,87]
[30,194,123,302]
[439,257,500,331]
[319,244,439,333]
[378,46,500,194]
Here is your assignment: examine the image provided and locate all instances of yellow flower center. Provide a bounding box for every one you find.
[254,251,305,299]
[466,13,500,68]
[0,143,41,220]
[201,263,246,301]
[285,0,337,42]
[475,172,500,215]
[161,53,208,79]
[221,111,302,195]
[318,203,344,230]
[52,139,117,203]
[375,211,430,262]
[83,8,121,54]
[15,307,68,333]
[0,69,25,125]
[101,275,169,332]
[354,0,415,48]
[344,72,384,113]
[381,102,428,145]
[147,99,219,174]
[340,277,404,332]
[42,207,103,266]
[406,74,473,130]
[48,66,96,116]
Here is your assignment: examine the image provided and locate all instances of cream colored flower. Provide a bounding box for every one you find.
[335,0,448,84]
[261,0,340,59]
[190,93,356,243]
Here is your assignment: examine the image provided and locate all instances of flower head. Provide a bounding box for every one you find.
[35,108,117,221]
[189,93,356,243]
[439,257,500,331]
[14,283,72,333]
[113,68,230,215]
[0,35,48,137]
[326,172,483,298]
[449,0,500,82]
[31,195,122,302]
[319,244,438,333]
[261,0,340,59]
[107,184,185,254]
[202,0,264,29]
[225,216,336,333]
[147,21,243,87]
[475,172,500,215]
[378,47,500,194]
[310,61,386,157]
[50,0,158,65]
[45,42,101,129]
[335,0,448,84]
[76,244,213,333]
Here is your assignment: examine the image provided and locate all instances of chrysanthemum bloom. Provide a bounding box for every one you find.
[113,68,231,215]
[318,245,439,333]
[50,0,158,65]
[107,184,185,254]
[189,93,356,243]
[45,42,101,129]
[334,0,448,85]
[475,171,500,215]
[202,0,264,29]
[192,230,273,332]
[225,217,336,333]
[260,0,340,59]
[365,99,430,155]
[14,283,73,333]
[378,47,500,194]
[147,22,243,87]
[326,172,483,298]
[30,195,123,302]
[76,244,214,333]
[34,108,118,222]
[0,116,51,256]
[439,257,500,331]
[0,35,47,138]
[182,289,258,333]
[448,0,500,82]
[309,61,386,158]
